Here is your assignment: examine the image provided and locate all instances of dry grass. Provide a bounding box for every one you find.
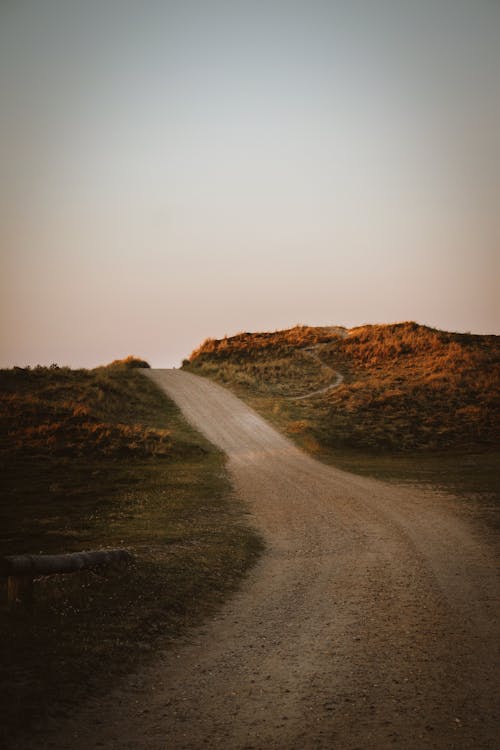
[187,322,500,452]
[185,323,500,530]
[189,326,345,398]
[0,358,180,459]
[318,323,499,451]
[0,359,262,746]
[189,325,345,361]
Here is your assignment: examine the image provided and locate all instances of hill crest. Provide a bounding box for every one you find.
[185,321,500,452]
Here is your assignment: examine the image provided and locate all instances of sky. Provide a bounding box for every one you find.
[1,0,499,368]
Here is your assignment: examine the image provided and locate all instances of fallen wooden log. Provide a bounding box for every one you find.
[1,548,134,611]
[0,549,133,577]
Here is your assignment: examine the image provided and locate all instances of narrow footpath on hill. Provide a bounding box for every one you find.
[28,369,499,750]
[292,344,344,399]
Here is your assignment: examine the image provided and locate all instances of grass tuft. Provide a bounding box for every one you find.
[186,322,500,452]
[0,359,262,747]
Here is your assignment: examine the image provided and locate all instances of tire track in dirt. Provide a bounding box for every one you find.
[25,369,499,750]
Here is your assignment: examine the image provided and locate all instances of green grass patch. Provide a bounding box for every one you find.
[0,361,263,746]
[315,447,500,528]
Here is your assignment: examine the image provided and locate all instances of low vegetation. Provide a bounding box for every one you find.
[185,323,500,518]
[187,326,347,398]
[186,322,499,452]
[0,358,262,746]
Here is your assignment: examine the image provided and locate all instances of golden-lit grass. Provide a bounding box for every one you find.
[0,359,262,746]
[186,322,500,452]
[318,323,499,451]
[189,325,345,397]
[185,323,500,529]
[189,325,345,361]
[3,393,175,457]
[0,358,179,459]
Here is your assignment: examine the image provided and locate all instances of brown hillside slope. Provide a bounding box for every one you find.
[186,322,500,452]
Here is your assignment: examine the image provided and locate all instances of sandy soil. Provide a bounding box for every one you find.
[24,369,499,749]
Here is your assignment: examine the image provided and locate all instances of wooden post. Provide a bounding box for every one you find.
[1,548,133,612]
[7,574,33,612]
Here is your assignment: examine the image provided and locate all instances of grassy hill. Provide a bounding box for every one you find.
[185,323,500,503]
[0,358,262,745]
[186,322,499,452]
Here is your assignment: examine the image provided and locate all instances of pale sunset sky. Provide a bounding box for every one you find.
[1,0,499,368]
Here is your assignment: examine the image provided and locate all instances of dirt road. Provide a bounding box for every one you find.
[32,369,499,749]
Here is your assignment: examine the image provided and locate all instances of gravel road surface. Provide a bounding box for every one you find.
[27,369,499,749]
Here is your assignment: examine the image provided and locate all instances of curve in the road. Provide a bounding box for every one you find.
[31,368,499,750]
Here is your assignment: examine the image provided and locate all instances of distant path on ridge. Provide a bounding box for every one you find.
[29,368,499,750]
[291,344,344,400]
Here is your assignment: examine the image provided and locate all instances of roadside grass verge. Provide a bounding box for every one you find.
[314,447,500,530]
[185,323,500,521]
[0,360,262,746]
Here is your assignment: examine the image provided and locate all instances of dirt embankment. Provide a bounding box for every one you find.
[19,368,499,750]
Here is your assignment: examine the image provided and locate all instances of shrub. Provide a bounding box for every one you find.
[108,356,151,369]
